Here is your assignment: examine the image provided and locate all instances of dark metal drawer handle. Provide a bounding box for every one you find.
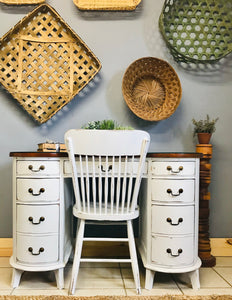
[100,165,112,172]
[28,188,45,196]
[167,248,183,257]
[28,247,44,256]
[166,217,183,225]
[28,165,45,172]
[167,166,183,173]
[28,216,45,224]
[167,188,183,196]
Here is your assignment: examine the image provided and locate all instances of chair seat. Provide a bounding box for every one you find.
[73,203,139,221]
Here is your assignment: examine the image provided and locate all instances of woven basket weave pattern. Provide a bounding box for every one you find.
[0,4,101,123]
[0,0,45,4]
[159,0,232,64]
[73,0,141,11]
[122,57,182,121]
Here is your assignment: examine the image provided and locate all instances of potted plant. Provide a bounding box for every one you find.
[82,119,133,130]
[192,115,219,144]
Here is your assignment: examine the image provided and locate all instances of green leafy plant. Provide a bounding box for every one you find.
[82,119,134,130]
[192,115,219,136]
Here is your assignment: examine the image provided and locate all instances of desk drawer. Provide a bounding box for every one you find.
[16,160,60,176]
[16,233,59,264]
[151,235,194,266]
[16,179,60,202]
[17,204,59,234]
[63,159,148,175]
[151,205,194,235]
[151,179,195,203]
[151,161,195,177]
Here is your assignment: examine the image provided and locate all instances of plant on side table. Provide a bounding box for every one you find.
[192,114,219,144]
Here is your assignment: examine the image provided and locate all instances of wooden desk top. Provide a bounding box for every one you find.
[9,152,202,158]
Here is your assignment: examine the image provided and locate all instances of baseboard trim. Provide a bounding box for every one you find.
[211,238,232,256]
[0,238,13,257]
[0,238,231,257]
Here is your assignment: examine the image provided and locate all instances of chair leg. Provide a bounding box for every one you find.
[68,219,85,295]
[127,220,141,294]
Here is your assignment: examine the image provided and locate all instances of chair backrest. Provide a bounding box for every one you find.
[65,129,150,218]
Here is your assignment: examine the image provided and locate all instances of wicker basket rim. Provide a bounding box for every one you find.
[159,17,232,64]
[123,56,181,76]
[73,0,141,10]
[122,57,182,121]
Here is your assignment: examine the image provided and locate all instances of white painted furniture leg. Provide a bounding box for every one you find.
[127,220,141,294]
[188,269,200,290]
[54,268,64,289]
[11,268,24,288]
[68,219,85,295]
[145,268,155,290]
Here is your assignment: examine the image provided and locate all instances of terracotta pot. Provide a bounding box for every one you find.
[197,133,212,144]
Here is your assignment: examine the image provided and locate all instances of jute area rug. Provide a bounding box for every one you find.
[0,296,232,300]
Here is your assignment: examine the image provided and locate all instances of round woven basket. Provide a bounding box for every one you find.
[159,0,232,64]
[122,57,182,121]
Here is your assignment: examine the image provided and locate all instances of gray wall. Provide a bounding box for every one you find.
[0,0,231,238]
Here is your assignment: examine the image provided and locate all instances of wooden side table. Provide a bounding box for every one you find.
[196,144,216,267]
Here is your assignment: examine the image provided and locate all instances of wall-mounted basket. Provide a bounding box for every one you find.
[73,0,141,11]
[0,3,101,124]
[159,0,232,64]
[122,57,182,121]
[0,0,44,4]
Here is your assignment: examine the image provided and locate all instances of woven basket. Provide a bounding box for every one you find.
[159,0,232,64]
[122,57,182,121]
[0,4,101,124]
[73,0,141,11]
[0,0,44,4]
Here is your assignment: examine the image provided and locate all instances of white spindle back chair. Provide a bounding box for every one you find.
[65,129,150,295]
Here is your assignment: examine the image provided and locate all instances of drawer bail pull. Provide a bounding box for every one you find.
[167,188,183,196]
[166,217,183,225]
[28,247,44,256]
[167,248,183,257]
[28,216,45,224]
[28,165,45,172]
[28,188,45,196]
[100,165,113,172]
[167,166,183,173]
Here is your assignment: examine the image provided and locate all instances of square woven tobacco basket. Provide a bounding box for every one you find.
[0,3,102,124]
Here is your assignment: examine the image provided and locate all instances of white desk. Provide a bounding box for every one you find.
[9,152,202,290]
